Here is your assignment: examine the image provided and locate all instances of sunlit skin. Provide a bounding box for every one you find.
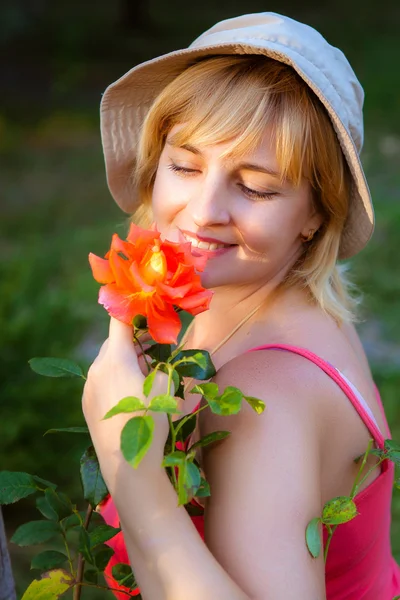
[83,124,389,600]
[152,123,323,347]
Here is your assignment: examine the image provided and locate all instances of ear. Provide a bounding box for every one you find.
[301,209,324,239]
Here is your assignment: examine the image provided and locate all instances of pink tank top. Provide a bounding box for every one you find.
[99,344,400,599]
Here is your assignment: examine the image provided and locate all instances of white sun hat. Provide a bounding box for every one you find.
[100,12,374,259]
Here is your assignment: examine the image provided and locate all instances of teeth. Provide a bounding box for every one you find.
[183,233,229,250]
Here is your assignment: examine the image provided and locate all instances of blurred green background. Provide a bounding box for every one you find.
[1,0,400,597]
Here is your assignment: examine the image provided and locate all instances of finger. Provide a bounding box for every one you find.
[135,342,152,357]
[108,316,135,353]
[97,339,109,360]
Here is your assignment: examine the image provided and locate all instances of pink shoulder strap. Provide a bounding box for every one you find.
[247,344,388,449]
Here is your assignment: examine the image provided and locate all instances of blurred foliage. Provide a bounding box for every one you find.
[1,0,400,597]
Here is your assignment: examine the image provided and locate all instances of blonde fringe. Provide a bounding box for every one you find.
[129,55,360,324]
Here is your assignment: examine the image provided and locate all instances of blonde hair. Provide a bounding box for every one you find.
[130,54,360,323]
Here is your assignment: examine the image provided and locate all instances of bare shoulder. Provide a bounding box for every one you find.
[203,346,332,435]
[198,347,327,598]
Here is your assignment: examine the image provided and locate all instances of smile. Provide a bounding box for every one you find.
[182,232,233,251]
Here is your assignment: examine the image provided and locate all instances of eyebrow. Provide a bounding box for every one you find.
[166,141,284,180]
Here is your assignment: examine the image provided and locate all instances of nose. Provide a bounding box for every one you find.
[188,175,231,228]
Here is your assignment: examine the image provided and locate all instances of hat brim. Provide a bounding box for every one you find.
[100,42,374,260]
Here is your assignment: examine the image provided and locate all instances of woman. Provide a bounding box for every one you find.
[82,12,400,600]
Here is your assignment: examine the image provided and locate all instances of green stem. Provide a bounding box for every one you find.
[350,438,374,498]
[166,365,179,489]
[134,333,152,374]
[352,458,386,497]
[60,526,75,578]
[324,525,336,563]
[324,438,377,564]
[80,581,137,596]
[174,404,209,439]
[167,413,178,489]
[72,504,93,600]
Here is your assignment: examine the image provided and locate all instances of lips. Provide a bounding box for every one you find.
[180,229,234,250]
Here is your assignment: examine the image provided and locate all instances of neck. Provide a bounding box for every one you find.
[185,275,306,353]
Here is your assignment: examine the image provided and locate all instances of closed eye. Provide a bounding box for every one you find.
[167,163,277,201]
[167,163,198,175]
[238,184,278,201]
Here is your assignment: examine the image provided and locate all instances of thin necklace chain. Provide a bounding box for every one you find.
[180,299,266,393]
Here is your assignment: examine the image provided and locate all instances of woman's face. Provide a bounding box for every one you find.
[152,124,322,290]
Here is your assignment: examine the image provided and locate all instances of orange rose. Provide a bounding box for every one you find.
[89,224,213,343]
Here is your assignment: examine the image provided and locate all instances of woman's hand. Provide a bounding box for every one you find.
[82,317,170,486]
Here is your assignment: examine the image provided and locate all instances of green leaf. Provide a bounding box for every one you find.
[93,544,114,571]
[60,512,85,530]
[207,386,243,416]
[112,563,136,588]
[103,396,146,420]
[190,430,231,451]
[36,495,58,521]
[11,520,60,546]
[80,446,108,508]
[322,496,358,525]
[31,550,67,571]
[146,343,172,363]
[78,526,93,564]
[121,416,154,469]
[305,518,321,558]
[174,413,197,444]
[148,394,181,414]
[190,382,219,399]
[84,568,98,584]
[385,439,400,453]
[143,370,157,397]
[44,489,74,521]
[32,476,57,490]
[174,378,185,400]
[162,451,186,467]
[171,349,216,379]
[244,395,266,415]
[29,357,84,378]
[169,341,187,361]
[44,427,89,436]
[0,471,40,504]
[178,461,201,505]
[388,452,400,470]
[89,524,121,548]
[195,477,211,498]
[21,569,75,599]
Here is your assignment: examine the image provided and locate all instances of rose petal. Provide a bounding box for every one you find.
[156,280,194,300]
[108,249,136,290]
[110,233,135,259]
[127,222,160,245]
[129,262,155,293]
[146,301,181,344]
[176,289,213,314]
[88,253,114,284]
[98,285,147,325]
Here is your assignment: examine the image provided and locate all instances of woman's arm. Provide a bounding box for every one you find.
[101,349,327,600]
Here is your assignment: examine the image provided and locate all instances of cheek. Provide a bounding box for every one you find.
[236,204,303,256]
[151,166,190,226]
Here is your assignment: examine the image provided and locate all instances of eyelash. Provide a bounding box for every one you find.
[167,163,277,201]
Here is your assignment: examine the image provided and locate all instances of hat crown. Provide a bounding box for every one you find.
[190,12,365,152]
